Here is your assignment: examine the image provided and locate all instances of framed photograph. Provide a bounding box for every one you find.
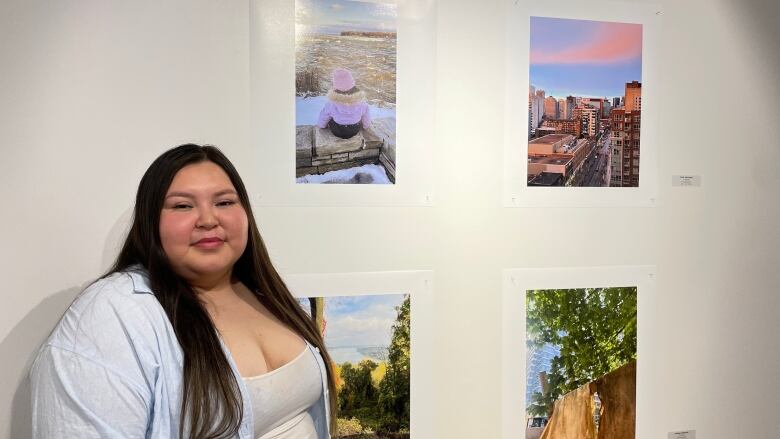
[295,0,397,185]
[251,0,435,205]
[504,0,661,206]
[283,270,435,437]
[502,266,656,439]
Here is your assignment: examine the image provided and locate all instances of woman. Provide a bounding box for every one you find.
[30,144,337,439]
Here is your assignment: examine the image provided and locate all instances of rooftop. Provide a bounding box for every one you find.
[528,154,573,166]
[529,134,572,144]
[558,139,588,155]
[528,172,564,186]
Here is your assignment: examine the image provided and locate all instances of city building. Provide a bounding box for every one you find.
[558,98,567,120]
[527,134,591,186]
[572,107,598,137]
[534,127,559,138]
[529,86,546,137]
[565,96,577,120]
[528,155,573,182]
[625,81,642,112]
[609,108,641,187]
[528,134,575,155]
[540,118,582,137]
[528,86,535,137]
[528,172,564,186]
[599,117,611,132]
[544,96,559,119]
[581,97,606,118]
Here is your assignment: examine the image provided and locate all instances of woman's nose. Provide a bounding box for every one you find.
[195,207,218,229]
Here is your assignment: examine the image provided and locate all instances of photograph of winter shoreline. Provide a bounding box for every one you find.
[295,0,398,185]
[298,293,411,438]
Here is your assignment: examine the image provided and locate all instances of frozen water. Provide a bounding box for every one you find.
[296,34,396,104]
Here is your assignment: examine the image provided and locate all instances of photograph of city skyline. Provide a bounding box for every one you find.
[527,16,643,187]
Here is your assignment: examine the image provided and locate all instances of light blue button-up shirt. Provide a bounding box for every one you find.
[29,268,331,438]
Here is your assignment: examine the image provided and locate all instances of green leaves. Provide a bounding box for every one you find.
[378,295,411,431]
[526,287,637,416]
[339,360,380,415]
[338,295,411,433]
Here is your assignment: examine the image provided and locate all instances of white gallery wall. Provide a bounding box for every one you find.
[1,0,778,437]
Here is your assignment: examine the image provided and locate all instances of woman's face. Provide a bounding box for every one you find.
[159,161,249,285]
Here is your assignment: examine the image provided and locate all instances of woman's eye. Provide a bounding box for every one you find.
[173,204,192,210]
[217,200,237,207]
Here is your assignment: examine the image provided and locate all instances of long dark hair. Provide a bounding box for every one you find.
[108,144,337,438]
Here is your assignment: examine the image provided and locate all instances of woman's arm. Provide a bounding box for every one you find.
[30,274,158,438]
[30,345,152,438]
[317,102,333,128]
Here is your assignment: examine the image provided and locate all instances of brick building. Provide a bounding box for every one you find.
[609,108,641,187]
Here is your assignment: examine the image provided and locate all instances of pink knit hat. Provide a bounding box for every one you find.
[331,68,356,91]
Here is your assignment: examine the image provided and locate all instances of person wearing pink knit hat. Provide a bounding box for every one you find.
[317,68,372,139]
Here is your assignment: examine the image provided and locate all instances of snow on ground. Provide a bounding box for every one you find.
[296,96,396,126]
[296,164,391,184]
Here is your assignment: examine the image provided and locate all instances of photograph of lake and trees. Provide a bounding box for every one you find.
[525,286,637,439]
[299,294,410,438]
[527,17,643,188]
[295,0,398,184]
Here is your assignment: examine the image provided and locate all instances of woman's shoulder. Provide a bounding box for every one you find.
[31,268,177,420]
[46,267,170,356]
[69,268,159,318]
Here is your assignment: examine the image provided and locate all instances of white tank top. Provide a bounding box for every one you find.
[242,347,323,439]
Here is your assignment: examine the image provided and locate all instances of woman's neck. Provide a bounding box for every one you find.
[195,279,255,319]
[188,269,235,296]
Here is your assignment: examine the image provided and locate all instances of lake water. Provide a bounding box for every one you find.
[296,34,396,106]
[329,346,387,365]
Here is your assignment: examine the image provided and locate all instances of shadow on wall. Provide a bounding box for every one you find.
[1,207,133,437]
[727,0,780,187]
[101,207,133,271]
[0,285,85,439]
[732,0,780,73]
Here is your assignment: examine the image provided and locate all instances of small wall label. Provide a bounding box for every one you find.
[672,175,701,187]
[668,430,696,439]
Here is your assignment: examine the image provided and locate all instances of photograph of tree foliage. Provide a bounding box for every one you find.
[525,286,637,418]
[300,294,410,438]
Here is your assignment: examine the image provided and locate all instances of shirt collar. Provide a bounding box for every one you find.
[127,265,153,294]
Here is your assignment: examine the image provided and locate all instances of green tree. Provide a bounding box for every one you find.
[339,360,379,417]
[377,295,410,432]
[526,287,637,416]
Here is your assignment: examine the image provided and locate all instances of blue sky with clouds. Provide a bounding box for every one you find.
[299,294,406,348]
[296,0,397,35]
[530,16,642,99]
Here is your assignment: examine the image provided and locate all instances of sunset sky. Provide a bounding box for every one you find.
[530,16,642,99]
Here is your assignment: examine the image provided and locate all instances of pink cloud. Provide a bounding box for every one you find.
[531,22,642,65]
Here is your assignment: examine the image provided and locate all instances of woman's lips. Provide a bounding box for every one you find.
[193,237,224,249]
